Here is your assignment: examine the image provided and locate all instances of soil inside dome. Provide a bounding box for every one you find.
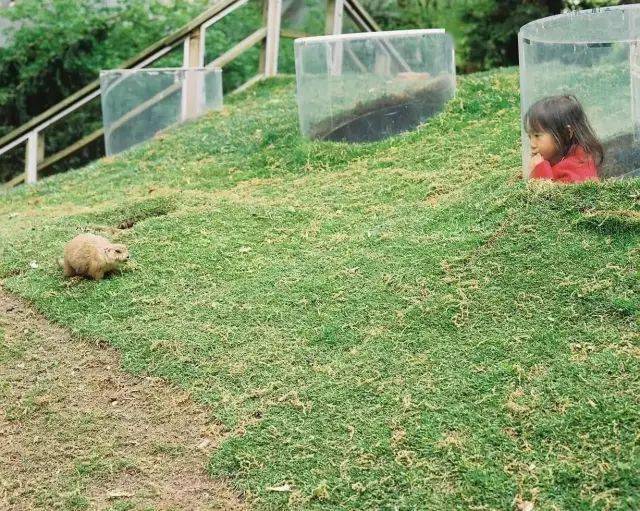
[601,132,640,179]
[310,75,454,143]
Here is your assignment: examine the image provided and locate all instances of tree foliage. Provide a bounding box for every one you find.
[360,0,631,72]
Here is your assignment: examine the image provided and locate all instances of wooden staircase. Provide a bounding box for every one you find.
[0,0,379,188]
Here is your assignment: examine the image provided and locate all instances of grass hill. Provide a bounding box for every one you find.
[1,69,639,510]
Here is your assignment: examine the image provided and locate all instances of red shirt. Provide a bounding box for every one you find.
[531,146,599,184]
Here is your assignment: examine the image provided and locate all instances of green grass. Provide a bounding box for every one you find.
[1,69,640,510]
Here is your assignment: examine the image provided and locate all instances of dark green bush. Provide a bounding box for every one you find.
[360,0,631,72]
[461,0,563,71]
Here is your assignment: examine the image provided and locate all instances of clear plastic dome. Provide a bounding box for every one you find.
[294,30,456,143]
[519,5,640,179]
[100,68,223,156]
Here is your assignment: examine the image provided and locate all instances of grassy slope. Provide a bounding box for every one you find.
[1,70,639,510]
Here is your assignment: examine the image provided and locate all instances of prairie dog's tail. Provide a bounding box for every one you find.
[57,258,65,268]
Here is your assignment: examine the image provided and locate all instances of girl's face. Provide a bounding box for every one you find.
[528,130,559,163]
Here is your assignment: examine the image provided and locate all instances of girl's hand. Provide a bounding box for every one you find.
[530,152,544,171]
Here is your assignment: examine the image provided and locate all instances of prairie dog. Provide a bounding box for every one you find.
[61,234,129,281]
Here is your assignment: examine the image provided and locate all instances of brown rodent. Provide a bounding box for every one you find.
[60,234,129,281]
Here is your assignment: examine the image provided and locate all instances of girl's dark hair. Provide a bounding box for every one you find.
[524,95,604,167]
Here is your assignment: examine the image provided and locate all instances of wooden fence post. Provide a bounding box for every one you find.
[182,28,205,121]
[184,27,204,68]
[325,0,344,35]
[260,0,282,77]
[326,0,345,76]
[25,131,44,184]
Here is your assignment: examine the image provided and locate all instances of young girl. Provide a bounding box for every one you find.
[525,95,603,183]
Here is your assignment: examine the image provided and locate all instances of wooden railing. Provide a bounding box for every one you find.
[0,0,379,189]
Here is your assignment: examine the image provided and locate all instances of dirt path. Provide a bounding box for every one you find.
[0,288,246,511]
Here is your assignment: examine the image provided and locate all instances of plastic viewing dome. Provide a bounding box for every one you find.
[519,5,640,179]
[100,67,223,156]
[294,29,456,143]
